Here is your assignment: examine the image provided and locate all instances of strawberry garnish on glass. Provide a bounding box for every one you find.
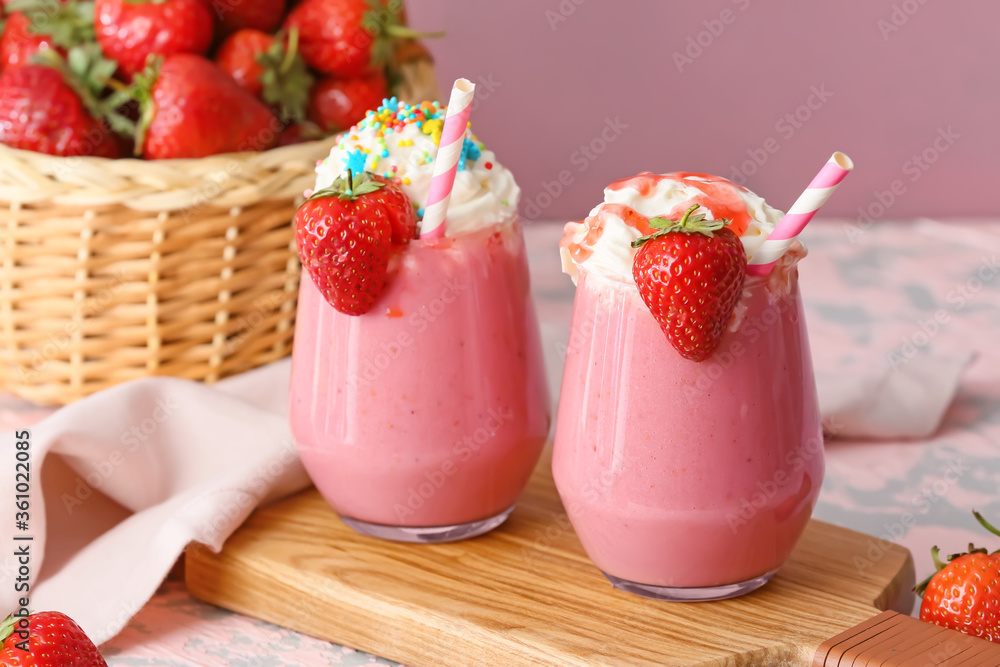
[915,510,1000,643]
[294,167,416,316]
[631,204,748,362]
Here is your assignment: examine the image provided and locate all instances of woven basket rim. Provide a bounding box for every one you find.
[0,136,338,167]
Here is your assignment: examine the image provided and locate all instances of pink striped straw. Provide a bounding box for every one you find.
[747,152,854,275]
[419,78,476,239]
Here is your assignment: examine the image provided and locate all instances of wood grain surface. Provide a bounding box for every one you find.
[187,449,920,666]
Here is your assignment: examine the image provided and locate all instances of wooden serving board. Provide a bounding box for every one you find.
[186,450,1000,665]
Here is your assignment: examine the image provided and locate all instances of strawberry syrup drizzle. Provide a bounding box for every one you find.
[561,204,653,264]
[608,172,753,237]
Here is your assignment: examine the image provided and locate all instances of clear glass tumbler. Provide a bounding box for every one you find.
[290,221,550,543]
[553,263,823,600]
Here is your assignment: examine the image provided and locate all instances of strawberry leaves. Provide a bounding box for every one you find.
[362,0,443,69]
[632,204,730,248]
[309,168,386,202]
[256,27,314,124]
[974,510,1000,550]
[32,44,134,134]
[8,0,96,48]
[0,614,19,644]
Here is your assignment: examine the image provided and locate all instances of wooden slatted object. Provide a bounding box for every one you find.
[187,450,1000,665]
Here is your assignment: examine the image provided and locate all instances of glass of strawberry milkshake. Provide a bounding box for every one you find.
[289,99,549,543]
[554,172,823,600]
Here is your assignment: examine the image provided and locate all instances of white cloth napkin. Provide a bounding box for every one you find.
[815,351,974,440]
[0,344,971,646]
[0,360,308,645]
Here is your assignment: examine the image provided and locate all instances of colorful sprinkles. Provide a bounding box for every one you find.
[320,98,495,205]
[458,139,481,172]
[343,148,368,175]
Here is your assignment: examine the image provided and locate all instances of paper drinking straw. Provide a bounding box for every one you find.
[418,78,477,239]
[747,151,854,275]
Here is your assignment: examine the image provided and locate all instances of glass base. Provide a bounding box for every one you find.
[603,569,777,601]
[340,506,514,544]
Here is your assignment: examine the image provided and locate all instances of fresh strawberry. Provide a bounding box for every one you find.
[294,169,413,315]
[129,54,278,159]
[216,28,313,124]
[631,204,747,361]
[0,11,53,68]
[283,0,441,77]
[276,122,320,146]
[0,1,94,69]
[370,174,416,243]
[0,610,108,666]
[307,71,386,134]
[0,46,125,157]
[213,0,285,37]
[915,511,1000,643]
[215,28,272,94]
[94,0,213,78]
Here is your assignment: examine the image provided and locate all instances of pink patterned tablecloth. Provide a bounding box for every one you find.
[8,219,1000,664]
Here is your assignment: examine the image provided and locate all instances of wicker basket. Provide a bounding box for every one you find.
[0,46,439,406]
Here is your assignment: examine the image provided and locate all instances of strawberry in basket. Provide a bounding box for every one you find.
[94,0,214,78]
[307,71,387,134]
[215,0,286,37]
[216,28,314,126]
[126,54,279,159]
[1,0,95,69]
[284,0,441,77]
[0,0,444,161]
[0,45,127,158]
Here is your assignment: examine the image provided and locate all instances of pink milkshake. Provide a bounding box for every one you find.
[554,173,823,600]
[289,100,549,542]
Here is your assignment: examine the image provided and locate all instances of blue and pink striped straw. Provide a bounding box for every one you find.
[747,152,854,275]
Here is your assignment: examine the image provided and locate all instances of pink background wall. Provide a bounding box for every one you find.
[407,0,997,223]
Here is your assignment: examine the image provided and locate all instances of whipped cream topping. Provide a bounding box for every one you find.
[560,172,784,284]
[314,99,519,236]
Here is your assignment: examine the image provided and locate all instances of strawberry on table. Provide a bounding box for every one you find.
[0,45,125,157]
[94,0,213,78]
[213,0,285,36]
[127,53,278,159]
[216,28,313,124]
[0,610,108,666]
[283,0,440,77]
[631,204,747,361]
[0,1,95,69]
[294,168,414,315]
[307,71,387,134]
[915,510,1000,643]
